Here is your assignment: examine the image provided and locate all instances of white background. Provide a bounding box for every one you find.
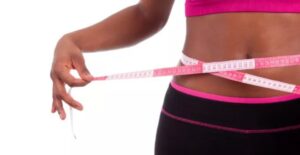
[0,0,185,155]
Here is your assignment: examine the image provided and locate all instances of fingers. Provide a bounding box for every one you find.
[51,103,56,113]
[59,71,90,87]
[51,76,83,119]
[60,91,83,111]
[52,66,90,87]
[50,57,91,120]
[51,75,84,120]
[52,98,66,120]
[53,78,84,110]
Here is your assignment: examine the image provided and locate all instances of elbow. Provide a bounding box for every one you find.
[137,5,171,33]
[145,16,169,34]
[156,15,170,31]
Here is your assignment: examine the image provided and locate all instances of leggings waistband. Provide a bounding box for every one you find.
[162,82,300,133]
[171,81,300,104]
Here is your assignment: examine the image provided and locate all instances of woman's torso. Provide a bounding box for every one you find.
[174,13,300,97]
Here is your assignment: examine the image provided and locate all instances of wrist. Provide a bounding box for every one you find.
[60,33,82,52]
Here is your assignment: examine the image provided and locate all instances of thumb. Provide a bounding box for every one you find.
[73,55,94,82]
[77,64,93,82]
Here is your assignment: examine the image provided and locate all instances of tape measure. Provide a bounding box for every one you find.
[69,53,300,139]
[92,53,300,94]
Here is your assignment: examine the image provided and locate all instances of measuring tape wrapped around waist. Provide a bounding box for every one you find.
[92,53,300,94]
[69,53,300,139]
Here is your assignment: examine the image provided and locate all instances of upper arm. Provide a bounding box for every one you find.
[138,0,175,25]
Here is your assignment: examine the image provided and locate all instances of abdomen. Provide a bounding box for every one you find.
[174,12,300,97]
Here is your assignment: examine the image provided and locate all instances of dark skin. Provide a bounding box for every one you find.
[51,0,300,120]
[176,13,300,97]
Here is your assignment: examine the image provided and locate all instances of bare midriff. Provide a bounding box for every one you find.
[173,12,300,97]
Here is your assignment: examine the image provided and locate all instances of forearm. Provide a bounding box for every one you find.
[65,4,168,52]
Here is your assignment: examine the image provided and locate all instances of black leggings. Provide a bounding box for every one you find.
[155,83,300,155]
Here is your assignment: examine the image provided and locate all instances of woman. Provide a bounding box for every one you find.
[50,0,300,154]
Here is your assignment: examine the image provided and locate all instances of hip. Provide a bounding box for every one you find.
[162,81,300,133]
[155,82,300,154]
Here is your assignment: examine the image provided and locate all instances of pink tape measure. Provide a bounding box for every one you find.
[69,53,300,138]
[93,54,300,94]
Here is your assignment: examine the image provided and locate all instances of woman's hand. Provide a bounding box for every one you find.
[50,0,174,120]
[50,35,93,120]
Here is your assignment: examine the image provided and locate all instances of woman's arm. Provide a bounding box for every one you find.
[50,0,174,120]
[67,0,174,52]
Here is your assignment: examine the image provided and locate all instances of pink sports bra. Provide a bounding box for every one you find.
[186,0,300,17]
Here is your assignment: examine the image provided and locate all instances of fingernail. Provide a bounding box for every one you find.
[57,111,63,119]
[78,105,83,111]
[61,114,66,120]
